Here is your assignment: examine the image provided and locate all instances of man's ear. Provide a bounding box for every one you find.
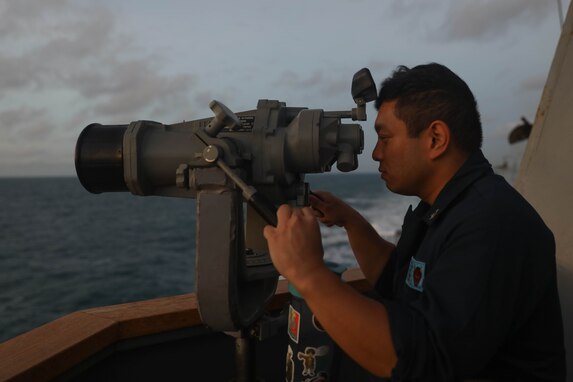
[426,120,450,159]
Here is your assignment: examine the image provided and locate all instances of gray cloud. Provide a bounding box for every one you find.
[0,1,116,92]
[519,74,548,92]
[0,106,55,139]
[275,71,329,90]
[272,70,358,104]
[194,91,219,111]
[432,0,553,42]
[0,107,44,132]
[389,0,443,17]
[366,59,396,74]
[72,59,196,119]
[0,0,197,135]
[0,0,72,38]
[0,106,58,174]
[0,0,202,175]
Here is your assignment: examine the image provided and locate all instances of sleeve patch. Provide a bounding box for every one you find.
[405,257,426,292]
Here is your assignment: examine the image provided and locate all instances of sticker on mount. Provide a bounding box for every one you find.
[297,346,330,377]
[288,305,301,343]
[286,345,295,382]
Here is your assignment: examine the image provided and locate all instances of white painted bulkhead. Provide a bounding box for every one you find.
[514,0,573,375]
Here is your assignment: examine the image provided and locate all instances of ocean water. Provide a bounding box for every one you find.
[0,170,514,342]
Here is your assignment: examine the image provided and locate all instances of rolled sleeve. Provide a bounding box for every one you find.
[383,298,450,379]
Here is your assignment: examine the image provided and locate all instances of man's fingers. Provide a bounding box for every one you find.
[301,206,316,219]
[276,204,293,227]
[311,209,324,218]
[263,224,275,240]
[273,205,319,230]
[265,206,292,240]
[277,204,292,215]
[309,195,326,218]
[309,194,325,209]
[310,189,328,198]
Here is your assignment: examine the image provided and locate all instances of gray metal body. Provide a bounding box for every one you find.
[118,100,365,331]
[121,100,363,200]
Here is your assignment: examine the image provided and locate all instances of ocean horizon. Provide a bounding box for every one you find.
[0,169,516,342]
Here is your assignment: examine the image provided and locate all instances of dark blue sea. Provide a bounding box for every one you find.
[0,170,516,342]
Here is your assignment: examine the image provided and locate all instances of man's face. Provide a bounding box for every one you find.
[372,100,430,197]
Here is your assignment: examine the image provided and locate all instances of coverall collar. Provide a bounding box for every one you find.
[420,149,493,225]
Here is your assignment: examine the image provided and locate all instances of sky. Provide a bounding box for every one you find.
[0,0,570,176]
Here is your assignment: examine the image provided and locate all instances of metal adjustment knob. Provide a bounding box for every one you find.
[204,100,242,137]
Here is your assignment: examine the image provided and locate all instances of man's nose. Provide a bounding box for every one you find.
[372,143,382,162]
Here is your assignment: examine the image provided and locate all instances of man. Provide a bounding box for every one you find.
[263,63,565,381]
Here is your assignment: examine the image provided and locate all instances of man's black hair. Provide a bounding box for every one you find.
[375,63,483,153]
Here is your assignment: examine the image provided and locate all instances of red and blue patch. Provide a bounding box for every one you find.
[405,257,426,292]
[288,305,301,343]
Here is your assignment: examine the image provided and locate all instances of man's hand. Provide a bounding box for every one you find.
[309,191,359,228]
[264,202,398,378]
[263,204,325,284]
[310,190,395,286]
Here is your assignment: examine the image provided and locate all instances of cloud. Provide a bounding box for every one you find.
[271,69,367,107]
[0,105,58,143]
[0,0,204,175]
[0,1,116,92]
[519,74,548,92]
[0,107,44,132]
[0,0,197,136]
[432,0,553,42]
[389,0,443,16]
[71,59,196,119]
[274,71,329,90]
[0,0,72,38]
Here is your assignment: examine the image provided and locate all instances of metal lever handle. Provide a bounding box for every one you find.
[247,192,278,227]
[202,145,278,227]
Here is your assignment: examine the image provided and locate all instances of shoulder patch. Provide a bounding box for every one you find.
[405,257,426,292]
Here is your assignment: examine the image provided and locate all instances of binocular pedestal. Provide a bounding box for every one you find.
[195,167,278,332]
